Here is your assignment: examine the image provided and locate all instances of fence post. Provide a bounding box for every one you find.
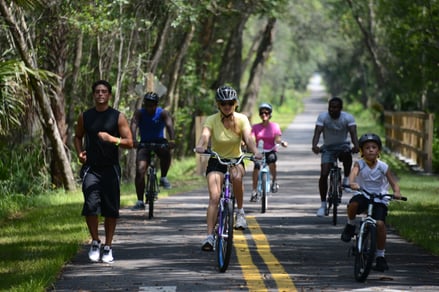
[424,113,434,173]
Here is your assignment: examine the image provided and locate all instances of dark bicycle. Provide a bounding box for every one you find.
[138,142,169,219]
[321,149,344,225]
[200,149,252,272]
[348,187,407,282]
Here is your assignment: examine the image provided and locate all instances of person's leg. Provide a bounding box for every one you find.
[318,163,331,201]
[232,164,246,209]
[158,148,171,177]
[86,215,100,241]
[134,148,148,202]
[339,151,353,177]
[206,172,222,235]
[104,217,117,247]
[252,165,259,191]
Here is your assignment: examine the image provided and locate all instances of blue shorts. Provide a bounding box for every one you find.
[321,143,351,164]
[349,194,388,222]
[81,165,121,218]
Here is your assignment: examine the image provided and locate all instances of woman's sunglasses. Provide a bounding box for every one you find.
[220,101,235,107]
[259,111,270,116]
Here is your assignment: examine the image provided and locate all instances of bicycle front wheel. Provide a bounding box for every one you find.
[261,172,268,213]
[216,200,234,272]
[147,173,157,219]
[354,223,377,282]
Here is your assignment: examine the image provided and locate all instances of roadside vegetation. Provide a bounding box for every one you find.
[0,96,437,292]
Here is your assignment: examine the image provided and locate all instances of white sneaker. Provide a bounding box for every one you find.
[316,206,326,217]
[201,234,215,251]
[88,240,101,262]
[235,212,248,230]
[101,245,114,263]
[250,190,258,202]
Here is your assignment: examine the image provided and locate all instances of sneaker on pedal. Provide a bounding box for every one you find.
[160,177,172,189]
[131,200,145,210]
[250,190,258,202]
[88,240,101,262]
[235,212,248,230]
[316,206,326,217]
[373,256,389,272]
[201,234,214,251]
[341,223,356,242]
[271,181,279,193]
[101,245,114,263]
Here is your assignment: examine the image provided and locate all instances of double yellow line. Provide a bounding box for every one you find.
[234,216,297,292]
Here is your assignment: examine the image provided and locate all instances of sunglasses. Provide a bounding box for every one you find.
[220,101,235,107]
[259,111,270,116]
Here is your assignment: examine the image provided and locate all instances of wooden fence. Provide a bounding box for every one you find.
[384,111,434,173]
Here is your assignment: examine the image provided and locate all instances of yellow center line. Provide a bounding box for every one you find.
[235,216,297,292]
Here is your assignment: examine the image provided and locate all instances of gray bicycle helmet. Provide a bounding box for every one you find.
[215,86,238,102]
[143,92,159,103]
[359,133,382,149]
[259,102,273,114]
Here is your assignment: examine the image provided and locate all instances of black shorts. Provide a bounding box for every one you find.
[205,157,245,176]
[254,151,277,169]
[136,138,170,164]
[81,165,121,218]
[349,194,388,222]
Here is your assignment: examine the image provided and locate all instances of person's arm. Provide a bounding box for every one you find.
[311,125,323,154]
[130,110,140,148]
[161,110,175,148]
[349,161,360,190]
[74,113,87,164]
[243,127,262,159]
[195,126,211,153]
[386,169,401,199]
[96,113,133,149]
[349,124,359,153]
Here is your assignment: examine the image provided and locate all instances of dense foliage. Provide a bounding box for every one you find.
[0,0,438,195]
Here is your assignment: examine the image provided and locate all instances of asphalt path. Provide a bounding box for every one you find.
[51,90,439,291]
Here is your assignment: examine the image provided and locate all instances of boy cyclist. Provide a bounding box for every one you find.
[341,133,401,272]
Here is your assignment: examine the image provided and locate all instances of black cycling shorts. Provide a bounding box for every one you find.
[81,165,121,218]
[205,157,245,176]
[349,194,388,222]
[253,151,277,170]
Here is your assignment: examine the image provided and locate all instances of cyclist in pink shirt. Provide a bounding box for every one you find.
[250,103,288,202]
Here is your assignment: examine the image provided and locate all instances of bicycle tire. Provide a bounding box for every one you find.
[332,169,341,225]
[147,173,156,219]
[326,170,335,216]
[354,223,377,282]
[216,200,234,272]
[261,172,268,213]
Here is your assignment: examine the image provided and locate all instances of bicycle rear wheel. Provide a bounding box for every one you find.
[354,223,376,282]
[216,200,234,272]
[261,172,268,213]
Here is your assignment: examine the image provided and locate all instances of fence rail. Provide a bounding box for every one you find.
[384,111,434,173]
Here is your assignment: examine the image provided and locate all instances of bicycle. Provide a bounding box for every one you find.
[320,149,344,225]
[138,142,169,219]
[347,187,407,282]
[251,141,279,213]
[200,149,252,272]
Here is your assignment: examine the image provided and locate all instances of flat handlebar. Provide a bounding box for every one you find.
[342,185,407,201]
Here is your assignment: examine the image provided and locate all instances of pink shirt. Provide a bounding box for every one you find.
[251,122,282,151]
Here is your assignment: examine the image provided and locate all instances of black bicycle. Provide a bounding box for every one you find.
[349,188,407,282]
[321,149,343,225]
[138,142,169,219]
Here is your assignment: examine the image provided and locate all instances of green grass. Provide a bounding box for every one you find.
[1,100,438,291]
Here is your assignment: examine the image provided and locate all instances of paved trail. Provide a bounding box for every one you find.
[51,90,439,291]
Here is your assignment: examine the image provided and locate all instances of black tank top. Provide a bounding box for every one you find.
[83,107,120,166]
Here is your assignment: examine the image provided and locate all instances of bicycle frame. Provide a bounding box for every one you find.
[203,149,252,272]
[352,188,407,282]
[254,141,278,213]
[139,142,168,219]
[320,149,343,225]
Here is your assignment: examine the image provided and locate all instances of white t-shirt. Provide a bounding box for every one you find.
[316,111,356,146]
[356,159,390,205]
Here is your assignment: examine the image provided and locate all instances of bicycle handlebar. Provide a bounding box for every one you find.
[195,148,253,166]
[138,142,169,150]
[342,185,407,201]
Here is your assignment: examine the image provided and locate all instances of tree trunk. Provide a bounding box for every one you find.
[0,0,76,191]
[241,18,277,118]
